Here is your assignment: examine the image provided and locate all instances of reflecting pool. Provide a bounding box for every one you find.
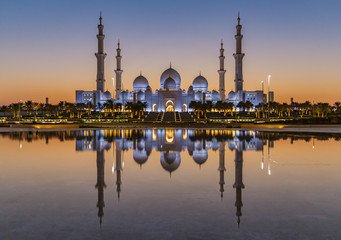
[1,129,341,239]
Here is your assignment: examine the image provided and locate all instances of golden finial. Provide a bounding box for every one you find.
[99,11,102,24]
[221,39,223,48]
[118,39,120,47]
[237,12,240,25]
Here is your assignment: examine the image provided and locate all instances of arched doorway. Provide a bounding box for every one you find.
[182,104,187,112]
[165,100,174,112]
[152,104,158,112]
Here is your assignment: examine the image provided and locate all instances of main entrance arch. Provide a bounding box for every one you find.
[165,100,175,112]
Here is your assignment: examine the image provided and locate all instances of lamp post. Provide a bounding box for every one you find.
[261,81,264,119]
[268,75,271,120]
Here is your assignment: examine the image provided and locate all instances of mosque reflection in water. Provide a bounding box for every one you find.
[75,129,273,226]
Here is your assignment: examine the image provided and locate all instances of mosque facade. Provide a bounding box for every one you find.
[75,14,271,111]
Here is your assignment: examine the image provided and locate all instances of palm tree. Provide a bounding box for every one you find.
[236,101,245,113]
[321,103,332,117]
[104,100,114,116]
[303,101,312,115]
[33,102,41,116]
[245,101,253,115]
[86,102,93,117]
[125,102,135,118]
[334,102,341,114]
[255,103,262,118]
[25,100,33,116]
[189,101,202,119]
[76,103,85,118]
[114,103,122,113]
[214,101,224,113]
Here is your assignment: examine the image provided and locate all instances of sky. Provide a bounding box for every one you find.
[1,0,341,105]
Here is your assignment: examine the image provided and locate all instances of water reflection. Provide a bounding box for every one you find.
[1,129,341,228]
[74,129,271,226]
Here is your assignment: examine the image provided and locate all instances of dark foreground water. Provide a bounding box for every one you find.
[1,129,341,240]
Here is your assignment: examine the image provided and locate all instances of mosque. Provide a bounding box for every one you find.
[76,14,272,112]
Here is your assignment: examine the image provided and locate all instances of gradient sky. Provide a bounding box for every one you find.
[1,0,340,105]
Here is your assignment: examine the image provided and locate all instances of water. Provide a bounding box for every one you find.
[1,129,341,240]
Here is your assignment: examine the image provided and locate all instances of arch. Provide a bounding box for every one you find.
[182,104,188,112]
[152,104,158,112]
[165,100,174,112]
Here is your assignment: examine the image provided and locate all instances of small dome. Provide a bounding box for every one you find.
[193,150,208,165]
[164,77,176,89]
[161,151,181,173]
[228,91,235,99]
[104,91,112,99]
[146,85,152,92]
[192,75,208,91]
[160,67,181,89]
[133,75,149,91]
[212,90,219,100]
[120,91,128,99]
[133,150,149,165]
[188,85,194,92]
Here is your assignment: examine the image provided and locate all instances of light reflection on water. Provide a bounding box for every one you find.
[1,129,341,240]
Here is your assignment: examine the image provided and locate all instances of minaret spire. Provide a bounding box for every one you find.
[233,12,245,93]
[218,40,226,100]
[115,39,123,100]
[95,12,107,92]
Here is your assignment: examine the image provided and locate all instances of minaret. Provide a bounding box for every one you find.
[95,149,106,226]
[218,40,226,100]
[233,147,245,227]
[95,12,107,92]
[115,141,122,199]
[115,41,123,100]
[218,142,226,199]
[233,13,245,93]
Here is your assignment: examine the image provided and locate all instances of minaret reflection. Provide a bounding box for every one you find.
[115,141,122,200]
[233,146,245,227]
[218,141,226,199]
[95,146,106,226]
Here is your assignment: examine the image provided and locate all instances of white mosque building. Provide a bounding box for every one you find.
[76,14,271,112]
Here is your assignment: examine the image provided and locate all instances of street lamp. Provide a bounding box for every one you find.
[268,75,271,120]
[261,81,264,118]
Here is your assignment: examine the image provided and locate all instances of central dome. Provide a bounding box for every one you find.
[164,77,176,89]
[160,67,181,90]
[192,75,208,91]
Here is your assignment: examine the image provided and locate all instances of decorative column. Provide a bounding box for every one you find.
[233,13,245,93]
[218,41,226,100]
[115,41,123,100]
[95,12,107,92]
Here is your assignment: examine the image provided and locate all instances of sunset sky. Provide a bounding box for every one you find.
[1,0,340,105]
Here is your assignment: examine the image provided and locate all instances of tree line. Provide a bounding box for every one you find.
[0,99,340,120]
